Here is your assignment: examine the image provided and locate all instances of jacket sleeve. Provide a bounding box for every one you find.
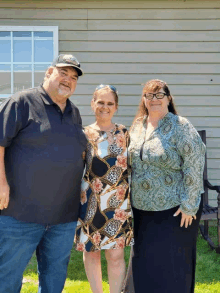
[176,117,206,216]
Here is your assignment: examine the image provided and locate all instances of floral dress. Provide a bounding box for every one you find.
[75,124,133,252]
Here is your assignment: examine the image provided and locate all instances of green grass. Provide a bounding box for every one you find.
[21,227,220,293]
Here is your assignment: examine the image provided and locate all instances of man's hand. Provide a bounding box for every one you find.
[0,181,10,210]
[174,208,196,228]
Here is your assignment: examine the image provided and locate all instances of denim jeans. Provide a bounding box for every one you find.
[0,216,77,293]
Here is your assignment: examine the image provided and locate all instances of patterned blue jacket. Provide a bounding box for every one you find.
[129,112,206,216]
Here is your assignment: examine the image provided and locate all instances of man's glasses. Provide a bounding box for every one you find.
[144,92,167,100]
[95,84,118,93]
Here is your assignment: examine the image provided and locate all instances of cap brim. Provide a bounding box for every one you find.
[55,63,83,76]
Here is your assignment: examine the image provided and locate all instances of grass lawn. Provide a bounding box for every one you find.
[21,227,220,293]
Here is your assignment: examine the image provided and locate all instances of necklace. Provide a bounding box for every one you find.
[89,124,118,144]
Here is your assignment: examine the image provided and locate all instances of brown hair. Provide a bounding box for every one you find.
[131,79,178,126]
[92,85,119,107]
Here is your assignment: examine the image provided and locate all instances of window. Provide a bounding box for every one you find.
[0,26,58,102]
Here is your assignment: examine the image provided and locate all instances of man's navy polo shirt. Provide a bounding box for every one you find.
[0,86,87,225]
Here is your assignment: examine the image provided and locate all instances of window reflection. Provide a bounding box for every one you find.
[0,98,7,104]
[0,32,10,37]
[13,40,32,62]
[34,64,50,87]
[34,31,53,38]
[34,40,53,62]
[13,31,32,37]
[0,72,11,94]
[0,32,11,62]
[0,29,55,96]
[14,71,32,92]
[0,65,11,95]
[14,64,32,71]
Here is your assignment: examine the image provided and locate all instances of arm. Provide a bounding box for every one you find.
[0,146,10,210]
[80,138,91,206]
[0,97,25,210]
[175,117,206,218]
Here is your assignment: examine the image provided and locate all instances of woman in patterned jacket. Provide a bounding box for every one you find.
[75,85,133,293]
[129,79,206,293]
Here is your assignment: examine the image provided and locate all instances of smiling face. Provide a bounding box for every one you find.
[92,89,117,123]
[43,66,78,101]
[143,87,170,116]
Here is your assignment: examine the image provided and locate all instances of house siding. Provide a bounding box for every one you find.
[0,0,219,204]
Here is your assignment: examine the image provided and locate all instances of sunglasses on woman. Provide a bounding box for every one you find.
[95,84,118,93]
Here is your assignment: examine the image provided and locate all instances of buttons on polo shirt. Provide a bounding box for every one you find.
[53,104,61,113]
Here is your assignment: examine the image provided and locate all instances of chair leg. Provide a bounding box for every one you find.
[199,220,209,241]
[217,193,220,253]
[204,220,209,238]
[199,221,216,250]
[216,218,220,254]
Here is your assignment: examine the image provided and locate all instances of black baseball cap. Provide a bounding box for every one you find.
[52,54,83,76]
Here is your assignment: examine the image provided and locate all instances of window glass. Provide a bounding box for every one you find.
[0,32,11,62]
[14,64,32,71]
[34,40,53,62]
[35,64,50,71]
[0,27,57,98]
[13,40,32,62]
[0,32,10,37]
[34,31,53,38]
[34,64,50,87]
[0,98,7,104]
[0,64,11,71]
[14,71,32,92]
[13,31,32,37]
[0,41,11,62]
[0,72,11,94]
[0,65,11,95]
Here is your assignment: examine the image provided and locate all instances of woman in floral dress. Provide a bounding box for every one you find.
[75,85,133,293]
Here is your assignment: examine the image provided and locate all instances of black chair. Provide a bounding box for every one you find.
[198,130,220,253]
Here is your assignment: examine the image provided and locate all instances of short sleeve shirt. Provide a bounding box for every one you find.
[0,86,87,224]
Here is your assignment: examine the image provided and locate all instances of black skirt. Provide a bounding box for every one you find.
[132,199,203,293]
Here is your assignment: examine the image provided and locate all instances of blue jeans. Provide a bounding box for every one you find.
[0,216,77,293]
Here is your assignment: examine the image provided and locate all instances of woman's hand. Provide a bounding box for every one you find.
[174,208,196,228]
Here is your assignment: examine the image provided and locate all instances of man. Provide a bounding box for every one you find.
[0,54,87,293]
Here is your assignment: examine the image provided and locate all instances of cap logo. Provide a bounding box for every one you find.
[62,55,78,65]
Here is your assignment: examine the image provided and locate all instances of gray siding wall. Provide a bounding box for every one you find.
[0,0,219,204]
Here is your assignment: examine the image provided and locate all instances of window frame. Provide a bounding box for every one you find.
[0,26,58,99]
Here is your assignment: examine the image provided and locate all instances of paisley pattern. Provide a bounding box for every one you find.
[75,124,133,252]
[129,112,206,216]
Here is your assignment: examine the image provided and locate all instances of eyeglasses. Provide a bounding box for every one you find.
[95,84,118,93]
[144,92,167,100]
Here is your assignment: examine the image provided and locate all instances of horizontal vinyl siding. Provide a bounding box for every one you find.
[0,0,219,205]
[0,1,218,9]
